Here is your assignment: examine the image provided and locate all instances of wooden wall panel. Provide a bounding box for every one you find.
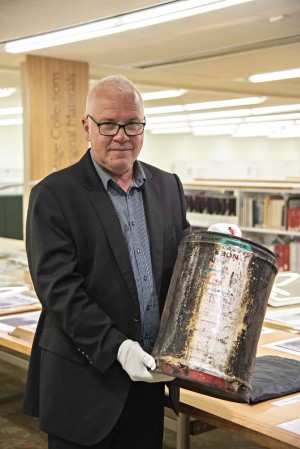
[23,55,89,182]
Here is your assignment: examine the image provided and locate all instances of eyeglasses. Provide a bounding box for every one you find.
[86,115,146,136]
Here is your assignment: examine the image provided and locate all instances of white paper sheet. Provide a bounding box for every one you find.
[264,337,300,357]
[272,394,300,407]
[0,289,39,310]
[278,417,300,435]
[0,310,41,332]
[265,307,300,328]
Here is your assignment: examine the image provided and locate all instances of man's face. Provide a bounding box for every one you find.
[82,90,144,179]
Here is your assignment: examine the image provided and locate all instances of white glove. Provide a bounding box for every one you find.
[207,223,242,237]
[117,339,175,383]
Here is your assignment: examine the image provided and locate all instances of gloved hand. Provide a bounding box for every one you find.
[207,223,242,237]
[117,339,175,383]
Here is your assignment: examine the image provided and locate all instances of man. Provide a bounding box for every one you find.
[23,74,190,449]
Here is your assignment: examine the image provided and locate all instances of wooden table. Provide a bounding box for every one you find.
[0,237,38,367]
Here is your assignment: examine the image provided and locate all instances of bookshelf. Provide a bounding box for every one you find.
[183,179,300,272]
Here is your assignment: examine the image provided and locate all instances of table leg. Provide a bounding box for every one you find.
[176,413,190,449]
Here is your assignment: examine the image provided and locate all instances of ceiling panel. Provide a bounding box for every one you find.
[0,0,299,135]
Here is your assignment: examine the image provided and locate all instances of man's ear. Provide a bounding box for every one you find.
[81,117,90,141]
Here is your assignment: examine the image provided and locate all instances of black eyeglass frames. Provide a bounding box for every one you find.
[86,115,146,136]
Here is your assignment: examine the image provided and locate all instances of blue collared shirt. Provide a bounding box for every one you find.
[90,152,160,353]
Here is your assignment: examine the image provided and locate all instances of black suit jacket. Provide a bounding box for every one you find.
[23,150,189,445]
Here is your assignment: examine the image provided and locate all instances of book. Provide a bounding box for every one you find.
[268,272,300,307]
[274,243,290,272]
[287,195,300,231]
[263,195,285,229]
[289,241,300,272]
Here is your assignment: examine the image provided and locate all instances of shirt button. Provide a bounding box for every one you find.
[145,334,149,339]
[137,248,141,254]
[146,305,150,311]
[131,221,135,226]
[133,314,141,323]
[144,275,147,281]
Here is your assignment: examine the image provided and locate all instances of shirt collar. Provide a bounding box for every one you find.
[90,149,146,191]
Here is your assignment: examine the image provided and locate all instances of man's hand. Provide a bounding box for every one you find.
[117,339,175,383]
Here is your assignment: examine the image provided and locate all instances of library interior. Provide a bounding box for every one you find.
[1,1,300,449]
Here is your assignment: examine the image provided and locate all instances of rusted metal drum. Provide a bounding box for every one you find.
[152,231,278,402]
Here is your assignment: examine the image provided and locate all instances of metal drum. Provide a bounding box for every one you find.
[152,231,278,402]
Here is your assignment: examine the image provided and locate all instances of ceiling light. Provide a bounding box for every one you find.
[145,97,265,115]
[184,96,266,111]
[150,127,191,134]
[251,104,300,115]
[269,126,300,138]
[146,121,189,130]
[232,121,297,137]
[141,89,186,101]
[245,113,300,122]
[193,125,237,135]
[190,118,243,126]
[0,107,23,116]
[0,88,16,98]
[190,109,252,119]
[146,114,190,124]
[0,118,23,125]
[145,105,184,115]
[248,67,300,83]
[3,0,253,53]
[232,129,270,137]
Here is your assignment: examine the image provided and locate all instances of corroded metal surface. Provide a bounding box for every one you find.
[152,231,278,401]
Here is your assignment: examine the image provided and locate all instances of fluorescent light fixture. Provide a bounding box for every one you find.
[146,110,251,124]
[0,88,16,98]
[0,118,23,125]
[146,121,189,130]
[146,114,190,124]
[145,105,184,115]
[0,106,23,116]
[245,113,300,123]
[193,125,237,135]
[145,97,265,115]
[141,89,186,101]
[249,67,300,83]
[251,104,300,115]
[3,0,253,53]
[232,121,299,137]
[190,109,252,119]
[145,102,300,137]
[184,96,266,111]
[232,129,270,137]
[190,118,243,126]
[269,126,300,138]
[150,127,191,134]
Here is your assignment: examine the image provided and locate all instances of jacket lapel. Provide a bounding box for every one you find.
[141,165,164,297]
[78,151,139,306]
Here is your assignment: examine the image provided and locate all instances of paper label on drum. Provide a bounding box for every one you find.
[187,245,252,377]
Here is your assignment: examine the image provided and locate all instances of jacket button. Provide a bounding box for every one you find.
[133,314,140,323]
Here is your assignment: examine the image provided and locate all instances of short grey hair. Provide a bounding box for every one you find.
[86,74,143,110]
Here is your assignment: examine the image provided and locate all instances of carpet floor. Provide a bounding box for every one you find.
[0,359,264,449]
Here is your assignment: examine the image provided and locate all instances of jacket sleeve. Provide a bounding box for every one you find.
[26,183,126,373]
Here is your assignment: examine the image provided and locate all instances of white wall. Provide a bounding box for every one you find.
[141,132,300,182]
[0,125,23,184]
